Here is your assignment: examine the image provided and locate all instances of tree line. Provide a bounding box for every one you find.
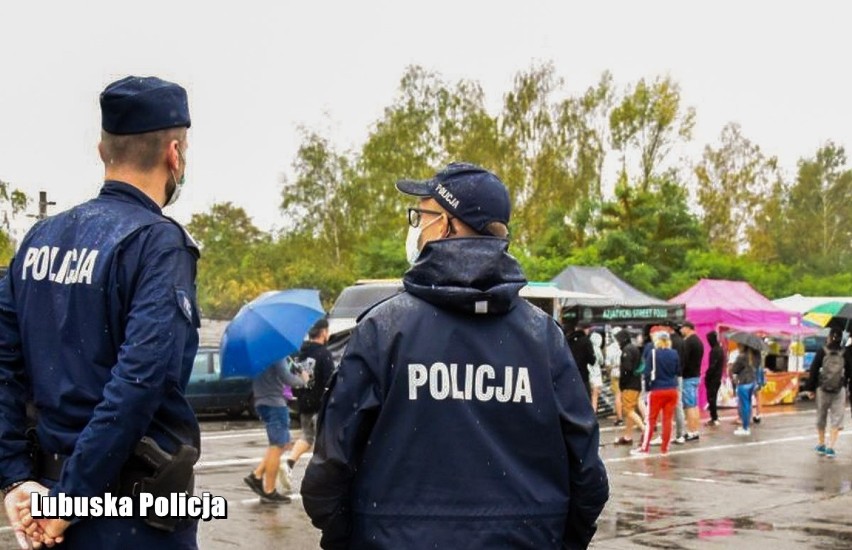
[6,64,850,319]
[188,64,850,318]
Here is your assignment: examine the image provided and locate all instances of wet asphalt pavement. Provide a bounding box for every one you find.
[3,400,852,549]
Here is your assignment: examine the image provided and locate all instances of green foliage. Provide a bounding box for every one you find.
[187,203,273,318]
[610,77,696,190]
[695,123,780,254]
[185,65,850,317]
[353,233,409,280]
[0,179,29,265]
[779,142,852,273]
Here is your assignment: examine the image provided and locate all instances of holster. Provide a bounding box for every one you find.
[118,437,199,532]
[32,432,199,533]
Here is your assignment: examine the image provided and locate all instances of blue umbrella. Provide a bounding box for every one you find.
[220,289,325,378]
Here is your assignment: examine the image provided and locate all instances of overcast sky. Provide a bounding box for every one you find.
[1,1,849,240]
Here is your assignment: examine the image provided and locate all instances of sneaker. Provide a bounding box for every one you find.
[629,448,649,457]
[825,448,836,459]
[814,444,827,455]
[684,433,700,442]
[733,427,751,436]
[673,436,686,445]
[614,437,634,446]
[706,419,720,427]
[613,419,624,427]
[752,416,762,424]
[278,461,293,493]
[243,474,265,498]
[260,490,292,504]
[649,436,662,446]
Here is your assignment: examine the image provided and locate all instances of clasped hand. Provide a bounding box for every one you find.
[4,482,70,548]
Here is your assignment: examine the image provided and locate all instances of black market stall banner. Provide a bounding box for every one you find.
[562,303,686,325]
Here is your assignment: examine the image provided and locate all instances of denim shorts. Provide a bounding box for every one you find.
[681,377,700,408]
[256,405,291,447]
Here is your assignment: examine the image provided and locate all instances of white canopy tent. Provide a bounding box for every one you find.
[773,293,852,314]
[519,282,605,319]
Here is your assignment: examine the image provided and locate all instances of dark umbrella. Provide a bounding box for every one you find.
[220,289,325,378]
[725,331,768,352]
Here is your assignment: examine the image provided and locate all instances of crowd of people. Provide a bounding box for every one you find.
[565,321,852,459]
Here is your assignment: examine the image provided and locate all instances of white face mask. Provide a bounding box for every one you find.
[405,224,422,266]
[405,212,444,266]
[165,148,186,207]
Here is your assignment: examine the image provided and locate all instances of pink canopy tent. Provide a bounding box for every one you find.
[668,279,808,409]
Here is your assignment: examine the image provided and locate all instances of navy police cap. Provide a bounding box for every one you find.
[396,162,511,235]
[100,76,191,135]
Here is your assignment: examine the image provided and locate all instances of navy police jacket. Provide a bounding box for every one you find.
[302,237,609,550]
[0,181,201,498]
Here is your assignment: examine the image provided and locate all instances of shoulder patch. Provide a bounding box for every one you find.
[175,288,194,323]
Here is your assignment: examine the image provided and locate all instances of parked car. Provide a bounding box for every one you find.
[328,280,404,336]
[326,280,404,364]
[186,346,255,418]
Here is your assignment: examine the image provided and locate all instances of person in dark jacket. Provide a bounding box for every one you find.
[704,331,725,426]
[614,329,645,446]
[566,323,596,399]
[634,332,681,455]
[804,328,850,458]
[302,163,608,549]
[679,322,704,441]
[287,318,335,470]
[0,76,201,548]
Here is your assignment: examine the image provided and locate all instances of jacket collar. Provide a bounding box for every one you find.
[99,180,163,215]
[403,237,527,315]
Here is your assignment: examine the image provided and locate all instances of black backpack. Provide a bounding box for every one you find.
[819,347,846,393]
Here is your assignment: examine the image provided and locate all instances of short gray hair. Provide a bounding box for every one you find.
[100,127,186,171]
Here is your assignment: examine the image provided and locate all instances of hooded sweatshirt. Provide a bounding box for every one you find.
[705,332,725,386]
[302,237,609,550]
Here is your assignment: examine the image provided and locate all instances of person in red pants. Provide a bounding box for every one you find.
[633,331,681,456]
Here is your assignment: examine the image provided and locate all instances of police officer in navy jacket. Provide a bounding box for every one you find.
[0,76,200,548]
[302,163,609,549]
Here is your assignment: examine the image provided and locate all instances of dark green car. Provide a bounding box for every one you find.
[186,346,255,418]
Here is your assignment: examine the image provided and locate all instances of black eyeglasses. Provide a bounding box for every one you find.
[407,207,448,228]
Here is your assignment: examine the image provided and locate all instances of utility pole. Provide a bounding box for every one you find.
[37,191,56,220]
[28,191,57,221]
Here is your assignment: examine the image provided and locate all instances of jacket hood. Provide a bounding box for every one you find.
[403,237,527,315]
[706,331,719,347]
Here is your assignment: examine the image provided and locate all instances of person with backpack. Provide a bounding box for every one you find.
[287,319,335,472]
[804,328,850,459]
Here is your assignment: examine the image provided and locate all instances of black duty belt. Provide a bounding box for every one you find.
[38,450,67,482]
